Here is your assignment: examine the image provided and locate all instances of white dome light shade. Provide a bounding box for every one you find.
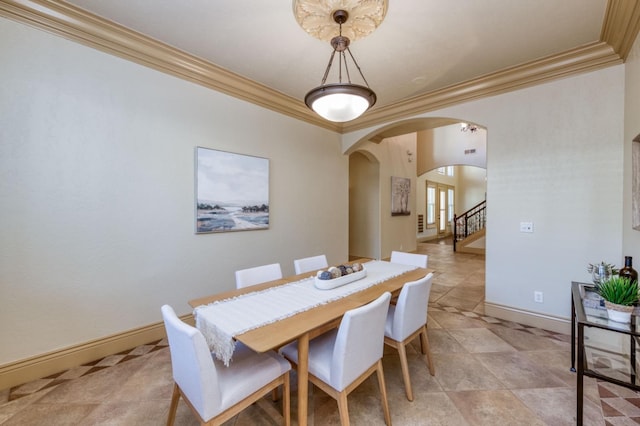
[302,9,378,122]
[305,83,376,122]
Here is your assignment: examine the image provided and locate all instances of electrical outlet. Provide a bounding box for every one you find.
[534,291,543,303]
[520,222,534,233]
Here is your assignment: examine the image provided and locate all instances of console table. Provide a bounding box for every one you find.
[571,281,640,425]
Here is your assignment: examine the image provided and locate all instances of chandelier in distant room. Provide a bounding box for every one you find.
[460,123,479,133]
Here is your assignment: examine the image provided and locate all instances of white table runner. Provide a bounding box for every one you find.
[194,260,416,366]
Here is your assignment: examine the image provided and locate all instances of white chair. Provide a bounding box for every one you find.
[293,254,328,274]
[235,263,283,289]
[390,250,428,268]
[281,292,392,426]
[161,305,291,426]
[384,273,435,401]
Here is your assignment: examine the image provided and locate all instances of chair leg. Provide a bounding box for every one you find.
[376,360,392,426]
[396,342,413,401]
[166,383,181,426]
[419,324,427,354]
[420,325,435,376]
[283,372,291,426]
[337,391,350,426]
[272,387,279,402]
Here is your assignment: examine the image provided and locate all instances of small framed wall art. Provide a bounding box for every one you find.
[391,176,410,216]
[195,147,269,233]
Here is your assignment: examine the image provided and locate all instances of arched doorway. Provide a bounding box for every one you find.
[349,151,380,260]
[346,117,487,258]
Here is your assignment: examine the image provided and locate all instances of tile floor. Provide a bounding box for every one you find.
[1,241,638,425]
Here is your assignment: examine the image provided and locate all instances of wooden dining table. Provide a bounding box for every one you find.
[188,259,432,426]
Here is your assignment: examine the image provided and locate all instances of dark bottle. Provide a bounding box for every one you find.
[619,256,639,284]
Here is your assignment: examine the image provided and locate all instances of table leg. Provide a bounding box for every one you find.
[577,323,584,426]
[297,333,309,426]
[571,290,576,372]
[632,333,637,385]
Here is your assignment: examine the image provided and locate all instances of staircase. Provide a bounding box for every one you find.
[453,200,486,254]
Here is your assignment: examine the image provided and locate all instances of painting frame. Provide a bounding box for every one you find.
[195,146,270,234]
[391,176,411,216]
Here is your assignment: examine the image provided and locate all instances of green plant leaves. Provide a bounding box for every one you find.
[596,276,639,306]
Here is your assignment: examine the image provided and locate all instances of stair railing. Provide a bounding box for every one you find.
[453,200,486,252]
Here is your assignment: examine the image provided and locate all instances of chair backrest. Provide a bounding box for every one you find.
[389,273,434,341]
[330,292,391,391]
[235,263,283,289]
[161,305,221,421]
[294,254,328,274]
[390,251,428,268]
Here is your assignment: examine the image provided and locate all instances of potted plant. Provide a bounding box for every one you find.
[596,276,639,323]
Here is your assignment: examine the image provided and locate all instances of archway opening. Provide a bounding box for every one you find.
[349,150,380,260]
[347,117,487,258]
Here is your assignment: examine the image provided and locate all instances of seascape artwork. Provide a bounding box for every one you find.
[196,147,269,233]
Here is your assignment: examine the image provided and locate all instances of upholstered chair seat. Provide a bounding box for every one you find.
[281,292,392,425]
[383,273,435,401]
[161,304,291,425]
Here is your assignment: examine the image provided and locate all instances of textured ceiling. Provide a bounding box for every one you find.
[62,0,608,111]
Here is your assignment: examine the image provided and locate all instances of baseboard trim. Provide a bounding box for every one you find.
[484,302,571,335]
[0,314,194,391]
[0,302,572,391]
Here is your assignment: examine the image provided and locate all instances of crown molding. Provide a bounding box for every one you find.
[0,0,631,134]
[0,0,341,132]
[601,0,640,61]
[341,41,622,133]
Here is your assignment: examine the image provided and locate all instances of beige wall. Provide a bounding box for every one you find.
[348,152,380,259]
[457,166,487,212]
[344,64,626,321]
[417,125,487,173]
[0,18,347,365]
[353,134,418,259]
[624,28,640,265]
[2,12,638,370]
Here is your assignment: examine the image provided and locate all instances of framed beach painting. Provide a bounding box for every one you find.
[391,176,410,216]
[195,147,269,233]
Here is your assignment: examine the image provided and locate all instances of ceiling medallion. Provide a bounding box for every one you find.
[304,9,377,122]
[293,0,388,42]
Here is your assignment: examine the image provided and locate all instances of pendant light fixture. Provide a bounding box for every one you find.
[304,9,377,122]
